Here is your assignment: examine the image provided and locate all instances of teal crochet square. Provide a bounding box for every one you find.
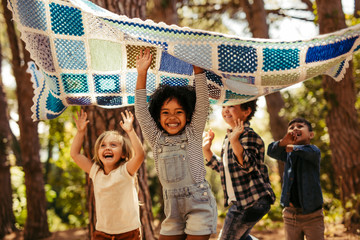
[94,74,121,94]
[263,48,299,72]
[50,2,84,36]
[46,92,65,113]
[61,73,89,94]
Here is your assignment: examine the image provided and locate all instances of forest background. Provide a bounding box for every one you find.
[1,0,360,239]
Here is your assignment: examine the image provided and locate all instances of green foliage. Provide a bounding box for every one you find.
[41,106,88,229]
[11,166,27,229]
[343,194,360,232]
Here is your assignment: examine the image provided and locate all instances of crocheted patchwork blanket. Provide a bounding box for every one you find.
[7,0,360,121]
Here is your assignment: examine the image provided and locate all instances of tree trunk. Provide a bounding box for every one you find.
[2,0,51,238]
[355,0,360,18]
[241,0,287,181]
[86,1,155,239]
[0,43,17,239]
[316,0,360,231]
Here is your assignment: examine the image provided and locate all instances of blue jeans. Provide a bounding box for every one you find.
[219,196,271,240]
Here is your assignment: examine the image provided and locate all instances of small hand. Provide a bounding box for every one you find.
[73,110,89,132]
[279,132,297,147]
[228,119,244,142]
[120,110,134,133]
[202,129,215,151]
[136,48,152,74]
[286,144,294,152]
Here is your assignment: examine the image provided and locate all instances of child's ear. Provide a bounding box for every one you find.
[244,107,252,119]
[309,131,314,139]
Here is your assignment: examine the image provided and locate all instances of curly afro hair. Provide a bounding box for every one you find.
[148,84,196,131]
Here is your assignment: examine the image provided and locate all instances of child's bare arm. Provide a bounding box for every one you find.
[120,110,145,176]
[136,48,152,90]
[70,110,93,174]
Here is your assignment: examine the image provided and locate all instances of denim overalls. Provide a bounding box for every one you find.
[156,132,217,236]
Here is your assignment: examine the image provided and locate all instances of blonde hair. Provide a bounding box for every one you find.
[93,130,133,171]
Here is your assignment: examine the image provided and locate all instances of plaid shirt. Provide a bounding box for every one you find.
[206,122,275,209]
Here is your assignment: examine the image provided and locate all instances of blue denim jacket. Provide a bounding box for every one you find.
[267,141,323,214]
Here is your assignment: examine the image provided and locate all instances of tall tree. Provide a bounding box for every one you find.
[239,0,288,181]
[0,39,17,239]
[84,1,156,239]
[1,0,50,239]
[316,0,360,231]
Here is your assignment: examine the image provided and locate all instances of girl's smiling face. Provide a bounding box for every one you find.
[159,98,187,135]
[98,134,124,172]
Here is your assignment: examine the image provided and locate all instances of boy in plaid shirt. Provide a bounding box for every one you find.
[203,100,275,240]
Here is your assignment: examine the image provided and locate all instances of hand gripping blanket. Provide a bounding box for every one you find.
[7,0,360,121]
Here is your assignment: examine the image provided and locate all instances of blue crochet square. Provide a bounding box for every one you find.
[174,44,212,69]
[47,112,65,120]
[218,45,257,73]
[46,92,65,113]
[66,97,92,105]
[263,48,299,72]
[17,0,47,31]
[160,76,189,86]
[44,73,60,95]
[54,39,87,70]
[61,74,89,94]
[96,96,122,106]
[206,71,223,86]
[50,3,84,36]
[306,37,357,63]
[160,52,193,75]
[94,74,121,94]
[126,72,156,94]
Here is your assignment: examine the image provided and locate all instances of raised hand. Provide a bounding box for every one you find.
[279,132,297,147]
[136,48,152,74]
[73,109,89,132]
[228,118,244,142]
[202,129,215,151]
[120,110,134,133]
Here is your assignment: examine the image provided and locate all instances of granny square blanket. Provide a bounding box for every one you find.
[7,0,360,121]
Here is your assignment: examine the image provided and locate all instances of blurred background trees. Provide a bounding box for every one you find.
[0,0,359,239]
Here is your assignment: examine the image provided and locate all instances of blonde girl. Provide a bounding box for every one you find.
[70,109,144,240]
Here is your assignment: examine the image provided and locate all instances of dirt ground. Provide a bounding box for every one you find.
[4,222,359,240]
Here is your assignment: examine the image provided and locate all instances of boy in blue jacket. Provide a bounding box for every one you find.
[267,117,324,240]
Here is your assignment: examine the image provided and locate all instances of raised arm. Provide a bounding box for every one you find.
[136,48,152,90]
[190,65,208,133]
[120,110,145,176]
[70,110,93,174]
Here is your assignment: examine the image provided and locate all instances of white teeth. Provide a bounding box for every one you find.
[168,123,178,127]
